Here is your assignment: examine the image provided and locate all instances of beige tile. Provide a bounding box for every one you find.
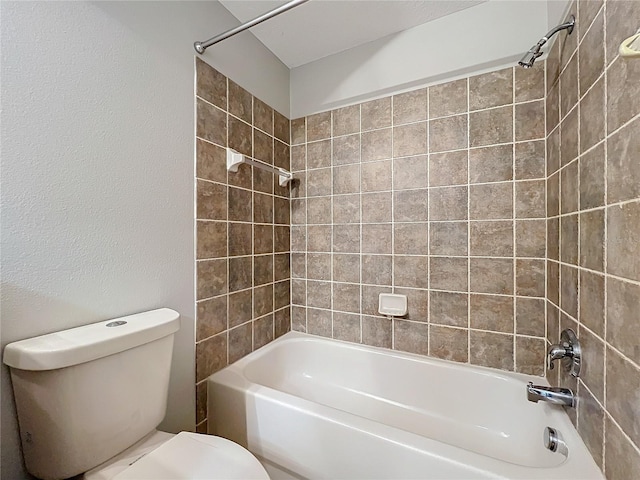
[196,333,227,382]
[362,254,392,286]
[607,116,640,204]
[307,140,331,169]
[579,326,605,402]
[560,264,578,318]
[429,186,468,220]
[560,53,578,119]
[291,306,306,332]
[605,415,640,480]
[362,285,392,316]
[307,308,332,337]
[515,100,545,141]
[333,224,360,253]
[515,140,545,180]
[516,259,545,297]
[469,68,513,110]
[470,258,513,295]
[514,62,545,102]
[291,252,306,279]
[291,118,306,145]
[579,9,605,96]
[196,58,226,109]
[273,110,289,144]
[361,160,392,192]
[307,252,331,280]
[274,255,290,283]
[274,196,289,225]
[332,134,360,166]
[469,144,513,184]
[429,222,468,256]
[333,165,360,195]
[275,308,291,338]
[196,99,226,146]
[429,150,468,186]
[606,346,640,447]
[547,126,560,175]
[580,142,605,209]
[333,254,360,284]
[393,88,427,125]
[607,276,640,366]
[394,223,428,255]
[306,281,331,309]
[470,331,514,371]
[362,316,392,348]
[515,336,545,376]
[196,139,227,184]
[197,221,227,259]
[228,116,252,157]
[515,220,546,258]
[253,254,273,286]
[228,80,252,123]
[560,107,579,166]
[197,259,227,300]
[547,82,560,135]
[307,225,332,252]
[362,192,392,223]
[577,0,602,39]
[429,114,468,153]
[254,224,273,254]
[579,77,605,153]
[291,144,306,172]
[429,78,468,118]
[470,294,513,333]
[362,128,392,162]
[254,166,273,195]
[307,167,332,197]
[560,214,578,264]
[196,381,207,425]
[430,291,468,327]
[576,386,604,470]
[515,180,546,218]
[197,180,227,220]
[394,122,427,157]
[430,257,468,292]
[253,314,274,349]
[361,224,392,254]
[547,261,560,305]
[307,111,331,141]
[253,128,273,165]
[430,326,468,363]
[197,296,227,341]
[332,282,361,313]
[394,256,428,289]
[394,320,428,355]
[469,183,512,220]
[470,221,513,257]
[229,256,252,292]
[333,312,361,343]
[332,104,360,136]
[580,209,605,271]
[333,194,361,224]
[579,270,604,337]
[393,155,428,190]
[607,201,640,282]
[361,97,392,131]
[253,192,273,224]
[253,284,273,318]
[548,217,559,261]
[469,106,513,147]
[253,97,273,135]
[394,189,428,222]
[515,297,545,336]
[274,226,289,254]
[307,196,331,224]
[395,287,429,322]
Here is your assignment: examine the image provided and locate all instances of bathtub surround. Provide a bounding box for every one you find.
[545,0,640,476]
[290,64,548,376]
[195,59,291,433]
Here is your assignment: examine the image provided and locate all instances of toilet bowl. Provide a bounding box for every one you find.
[3,308,269,480]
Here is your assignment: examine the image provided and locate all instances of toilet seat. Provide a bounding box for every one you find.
[111,432,269,480]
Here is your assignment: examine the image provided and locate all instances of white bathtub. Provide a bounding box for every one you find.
[208,332,603,479]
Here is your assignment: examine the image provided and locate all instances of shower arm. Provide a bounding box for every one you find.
[528,15,576,56]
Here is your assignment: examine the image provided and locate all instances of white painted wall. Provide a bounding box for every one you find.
[289,1,549,118]
[0,2,288,478]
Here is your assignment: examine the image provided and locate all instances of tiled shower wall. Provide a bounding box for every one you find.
[290,64,549,375]
[545,0,640,477]
[194,58,291,432]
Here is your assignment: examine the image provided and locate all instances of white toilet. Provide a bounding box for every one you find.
[3,308,269,480]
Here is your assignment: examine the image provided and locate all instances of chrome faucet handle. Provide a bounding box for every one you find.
[547,329,581,377]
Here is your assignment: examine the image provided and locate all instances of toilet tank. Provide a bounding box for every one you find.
[3,308,180,480]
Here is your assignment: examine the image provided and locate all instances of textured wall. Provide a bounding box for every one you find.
[194,59,291,433]
[289,63,548,375]
[545,1,640,478]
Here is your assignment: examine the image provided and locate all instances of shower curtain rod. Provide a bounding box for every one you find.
[194,0,310,54]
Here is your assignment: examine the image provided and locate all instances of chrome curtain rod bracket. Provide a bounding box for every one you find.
[194,0,310,54]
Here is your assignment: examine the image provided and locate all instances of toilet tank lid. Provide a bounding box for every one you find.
[3,308,180,371]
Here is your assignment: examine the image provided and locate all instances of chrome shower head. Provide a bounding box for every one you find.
[518,15,575,68]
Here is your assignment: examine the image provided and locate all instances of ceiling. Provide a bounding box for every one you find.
[219,0,487,68]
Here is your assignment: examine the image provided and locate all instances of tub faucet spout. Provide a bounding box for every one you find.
[527,382,575,407]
